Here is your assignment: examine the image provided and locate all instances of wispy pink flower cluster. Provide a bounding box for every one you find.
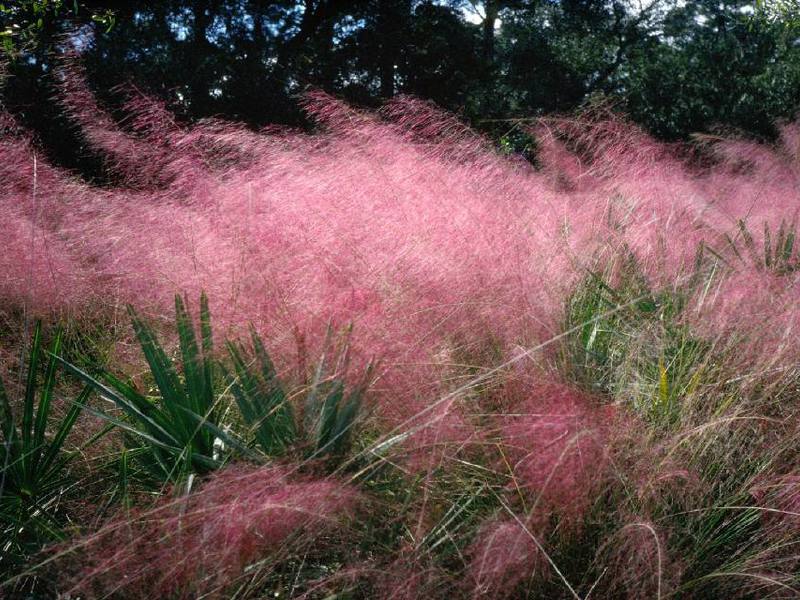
[3,61,800,473]
[57,465,358,598]
[468,518,542,598]
[500,382,613,523]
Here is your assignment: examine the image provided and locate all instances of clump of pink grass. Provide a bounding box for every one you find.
[468,517,543,598]
[6,52,800,599]
[499,382,613,524]
[53,465,358,599]
[7,67,800,465]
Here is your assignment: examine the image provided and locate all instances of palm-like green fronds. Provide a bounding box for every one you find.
[224,323,375,462]
[56,293,242,482]
[302,326,376,459]
[58,294,376,484]
[0,321,89,567]
[224,325,296,456]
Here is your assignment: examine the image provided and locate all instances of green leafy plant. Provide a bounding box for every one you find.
[58,294,376,486]
[225,323,375,462]
[56,294,243,483]
[563,254,706,425]
[224,325,296,457]
[756,0,800,26]
[0,321,89,568]
[0,1,115,56]
[302,325,375,460]
[721,218,800,274]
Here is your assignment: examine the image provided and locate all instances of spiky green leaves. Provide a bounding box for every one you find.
[0,321,89,566]
[302,329,375,460]
[57,294,234,482]
[224,323,375,461]
[58,294,375,483]
[563,257,706,426]
[224,326,296,456]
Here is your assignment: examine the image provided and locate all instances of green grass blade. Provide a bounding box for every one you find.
[225,336,294,455]
[32,327,63,470]
[73,400,186,458]
[39,385,89,476]
[21,321,42,472]
[126,305,190,439]
[53,355,180,448]
[0,373,17,499]
[0,373,15,447]
[764,221,772,269]
[248,329,295,447]
[250,325,278,388]
[330,393,360,455]
[175,294,206,417]
[174,404,260,462]
[316,381,344,454]
[199,292,214,408]
[174,295,216,456]
[783,221,795,265]
[330,361,373,455]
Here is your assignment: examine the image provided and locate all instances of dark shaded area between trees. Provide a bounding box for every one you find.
[2,0,800,182]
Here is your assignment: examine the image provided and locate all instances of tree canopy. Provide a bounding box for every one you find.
[2,0,799,175]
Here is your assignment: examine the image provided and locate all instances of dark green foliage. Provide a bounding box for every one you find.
[225,323,374,462]
[58,294,374,483]
[563,255,707,425]
[3,0,799,181]
[224,325,296,457]
[0,1,113,56]
[686,501,763,578]
[0,321,88,568]
[302,327,375,460]
[624,0,800,141]
[56,293,237,482]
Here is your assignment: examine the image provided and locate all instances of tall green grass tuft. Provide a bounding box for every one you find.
[226,323,375,463]
[0,322,90,570]
[57,294,375,487]
[56,294,241,483]
[563,253,707,426]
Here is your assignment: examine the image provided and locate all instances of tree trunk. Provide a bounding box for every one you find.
[190,0,213,110]
[378,0,411,98]
[483,0,498,64]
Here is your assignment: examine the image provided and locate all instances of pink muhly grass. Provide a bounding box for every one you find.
[370,552,454,600]
[457,377,618,598]
[499,382,613,527]
[533,123,593,192]
[467,517,543,598]
[8,56,800,600]
[595,519,681,600]
[6,62,800,478]
[684,264,800,397]
[56,57,205,192]
[0,114,91,315]
[0,211,85,315]
[751,473,800,531]
[55,465,359,599]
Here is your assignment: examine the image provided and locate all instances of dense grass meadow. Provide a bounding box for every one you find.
[4,64,800,598]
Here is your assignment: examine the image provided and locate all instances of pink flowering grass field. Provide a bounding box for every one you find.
[4,66,800,599]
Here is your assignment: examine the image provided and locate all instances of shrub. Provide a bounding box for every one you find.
[563,254,707,426]
[58,294,376,485]
[225,323,375,462]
